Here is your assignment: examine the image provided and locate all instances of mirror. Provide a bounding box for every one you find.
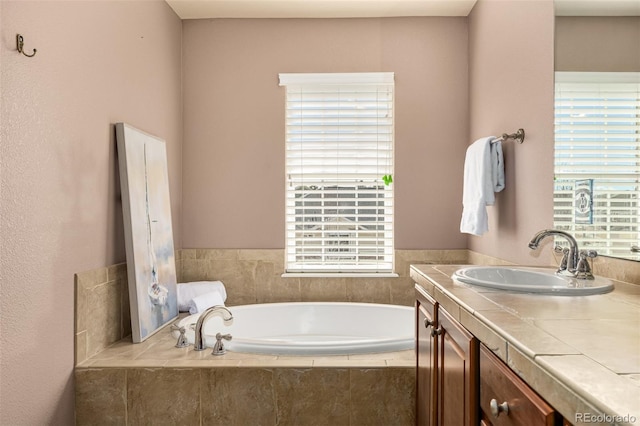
[553,1,640,261]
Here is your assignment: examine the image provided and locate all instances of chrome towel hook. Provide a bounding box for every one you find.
[16,34,37,57]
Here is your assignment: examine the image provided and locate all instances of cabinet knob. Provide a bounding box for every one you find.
[490,399,509,418]
[431,327,443,337]
[424,318,434,328]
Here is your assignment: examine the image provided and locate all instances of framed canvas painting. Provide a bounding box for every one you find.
[116,122,178,342]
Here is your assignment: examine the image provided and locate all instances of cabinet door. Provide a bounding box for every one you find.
[479,345,556,426]
[436,306,479,426]
[416,290,438,426]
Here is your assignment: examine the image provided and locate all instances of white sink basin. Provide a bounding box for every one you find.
[452,266,614,295]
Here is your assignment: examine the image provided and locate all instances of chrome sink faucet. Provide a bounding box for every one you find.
[194,305,233,352]
[528,229,596,279]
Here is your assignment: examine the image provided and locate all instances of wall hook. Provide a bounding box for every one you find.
[16,34,37,57]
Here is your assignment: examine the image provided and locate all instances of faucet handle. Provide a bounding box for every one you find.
[555,246,571,274]
[211,332,232,356]
[575,250,597,280]
[171,324,190,348]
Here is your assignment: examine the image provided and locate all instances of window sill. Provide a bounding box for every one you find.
[281,273,399,278]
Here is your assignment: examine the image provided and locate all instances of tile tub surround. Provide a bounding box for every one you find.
[411,264,640,425]
[75,323,416,425]
[75,263,131,365]
[74,249,467,365]
[178,248,471,307]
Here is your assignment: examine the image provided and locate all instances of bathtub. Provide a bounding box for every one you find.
[173,302,415,356]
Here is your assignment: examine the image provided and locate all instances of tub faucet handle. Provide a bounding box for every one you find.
[212,332,232,356]
[171,324,189,348]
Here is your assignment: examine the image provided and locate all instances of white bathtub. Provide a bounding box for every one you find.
[173,302,415,356]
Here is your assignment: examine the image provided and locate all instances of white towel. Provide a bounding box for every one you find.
[177,281,227,312]
[491,140,505,194]
[188,291,225,314]
[460,136,504,236]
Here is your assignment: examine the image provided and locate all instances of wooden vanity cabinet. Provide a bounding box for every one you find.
[416,285,567,426]
[416,287,478,426]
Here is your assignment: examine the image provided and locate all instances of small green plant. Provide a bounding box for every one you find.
[382,174,393,186]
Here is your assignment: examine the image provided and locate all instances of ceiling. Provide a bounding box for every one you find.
[555,0,640,16]
[165,0,640,20]
[165,0,478,19]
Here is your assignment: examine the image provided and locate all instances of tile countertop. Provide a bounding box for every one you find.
[411,264,640,426]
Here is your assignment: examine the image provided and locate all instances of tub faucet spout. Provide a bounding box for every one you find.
[528,229,579,276]
[194,305,233,351]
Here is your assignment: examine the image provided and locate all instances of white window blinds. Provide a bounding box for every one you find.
[554,72,640,258]
[279,73,395,273]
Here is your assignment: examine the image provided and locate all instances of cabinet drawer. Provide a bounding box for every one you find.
[479,345,555,426]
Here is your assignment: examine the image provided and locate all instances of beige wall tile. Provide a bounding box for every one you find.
[256,275,301,304]
[106,263,127,282]
[75,368,126,426]
[181,249,197,259]
[181,259,217,282]
[593,256,640,284]
[212,258,259,305]
[127,368,201,425]
[238,359,314,368]
[467,251,515,266]
[75,331,88,366]
[313,359,387,368]
[202,368,277,425]
[300,278,348,302]
[86,281,122,358]
[196,248,238,260]
[274,368,350,425]
[121,278,131,339]
[237,249,285,266]
[76,268,108,289]
[346,277,392,304]
[75,267,109,336]
[395,249,469,276]
[390,277,416,306]
[75,274,88,335]
[350,368,416,425]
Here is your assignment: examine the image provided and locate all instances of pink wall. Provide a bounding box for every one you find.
[0,1,182,423]
[182,17,470,250]
[555,16,640,72]
[468,0,555,265]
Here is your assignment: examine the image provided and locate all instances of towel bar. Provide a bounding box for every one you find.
[494,128,525,144]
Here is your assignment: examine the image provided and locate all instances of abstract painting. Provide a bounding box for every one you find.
[116,123,178,342]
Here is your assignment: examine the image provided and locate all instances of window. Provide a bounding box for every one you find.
[279,73,395,273]
[554,72,640,258]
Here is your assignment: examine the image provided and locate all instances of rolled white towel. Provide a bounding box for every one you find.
[188,291,225,315]
[177,281,227,312]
